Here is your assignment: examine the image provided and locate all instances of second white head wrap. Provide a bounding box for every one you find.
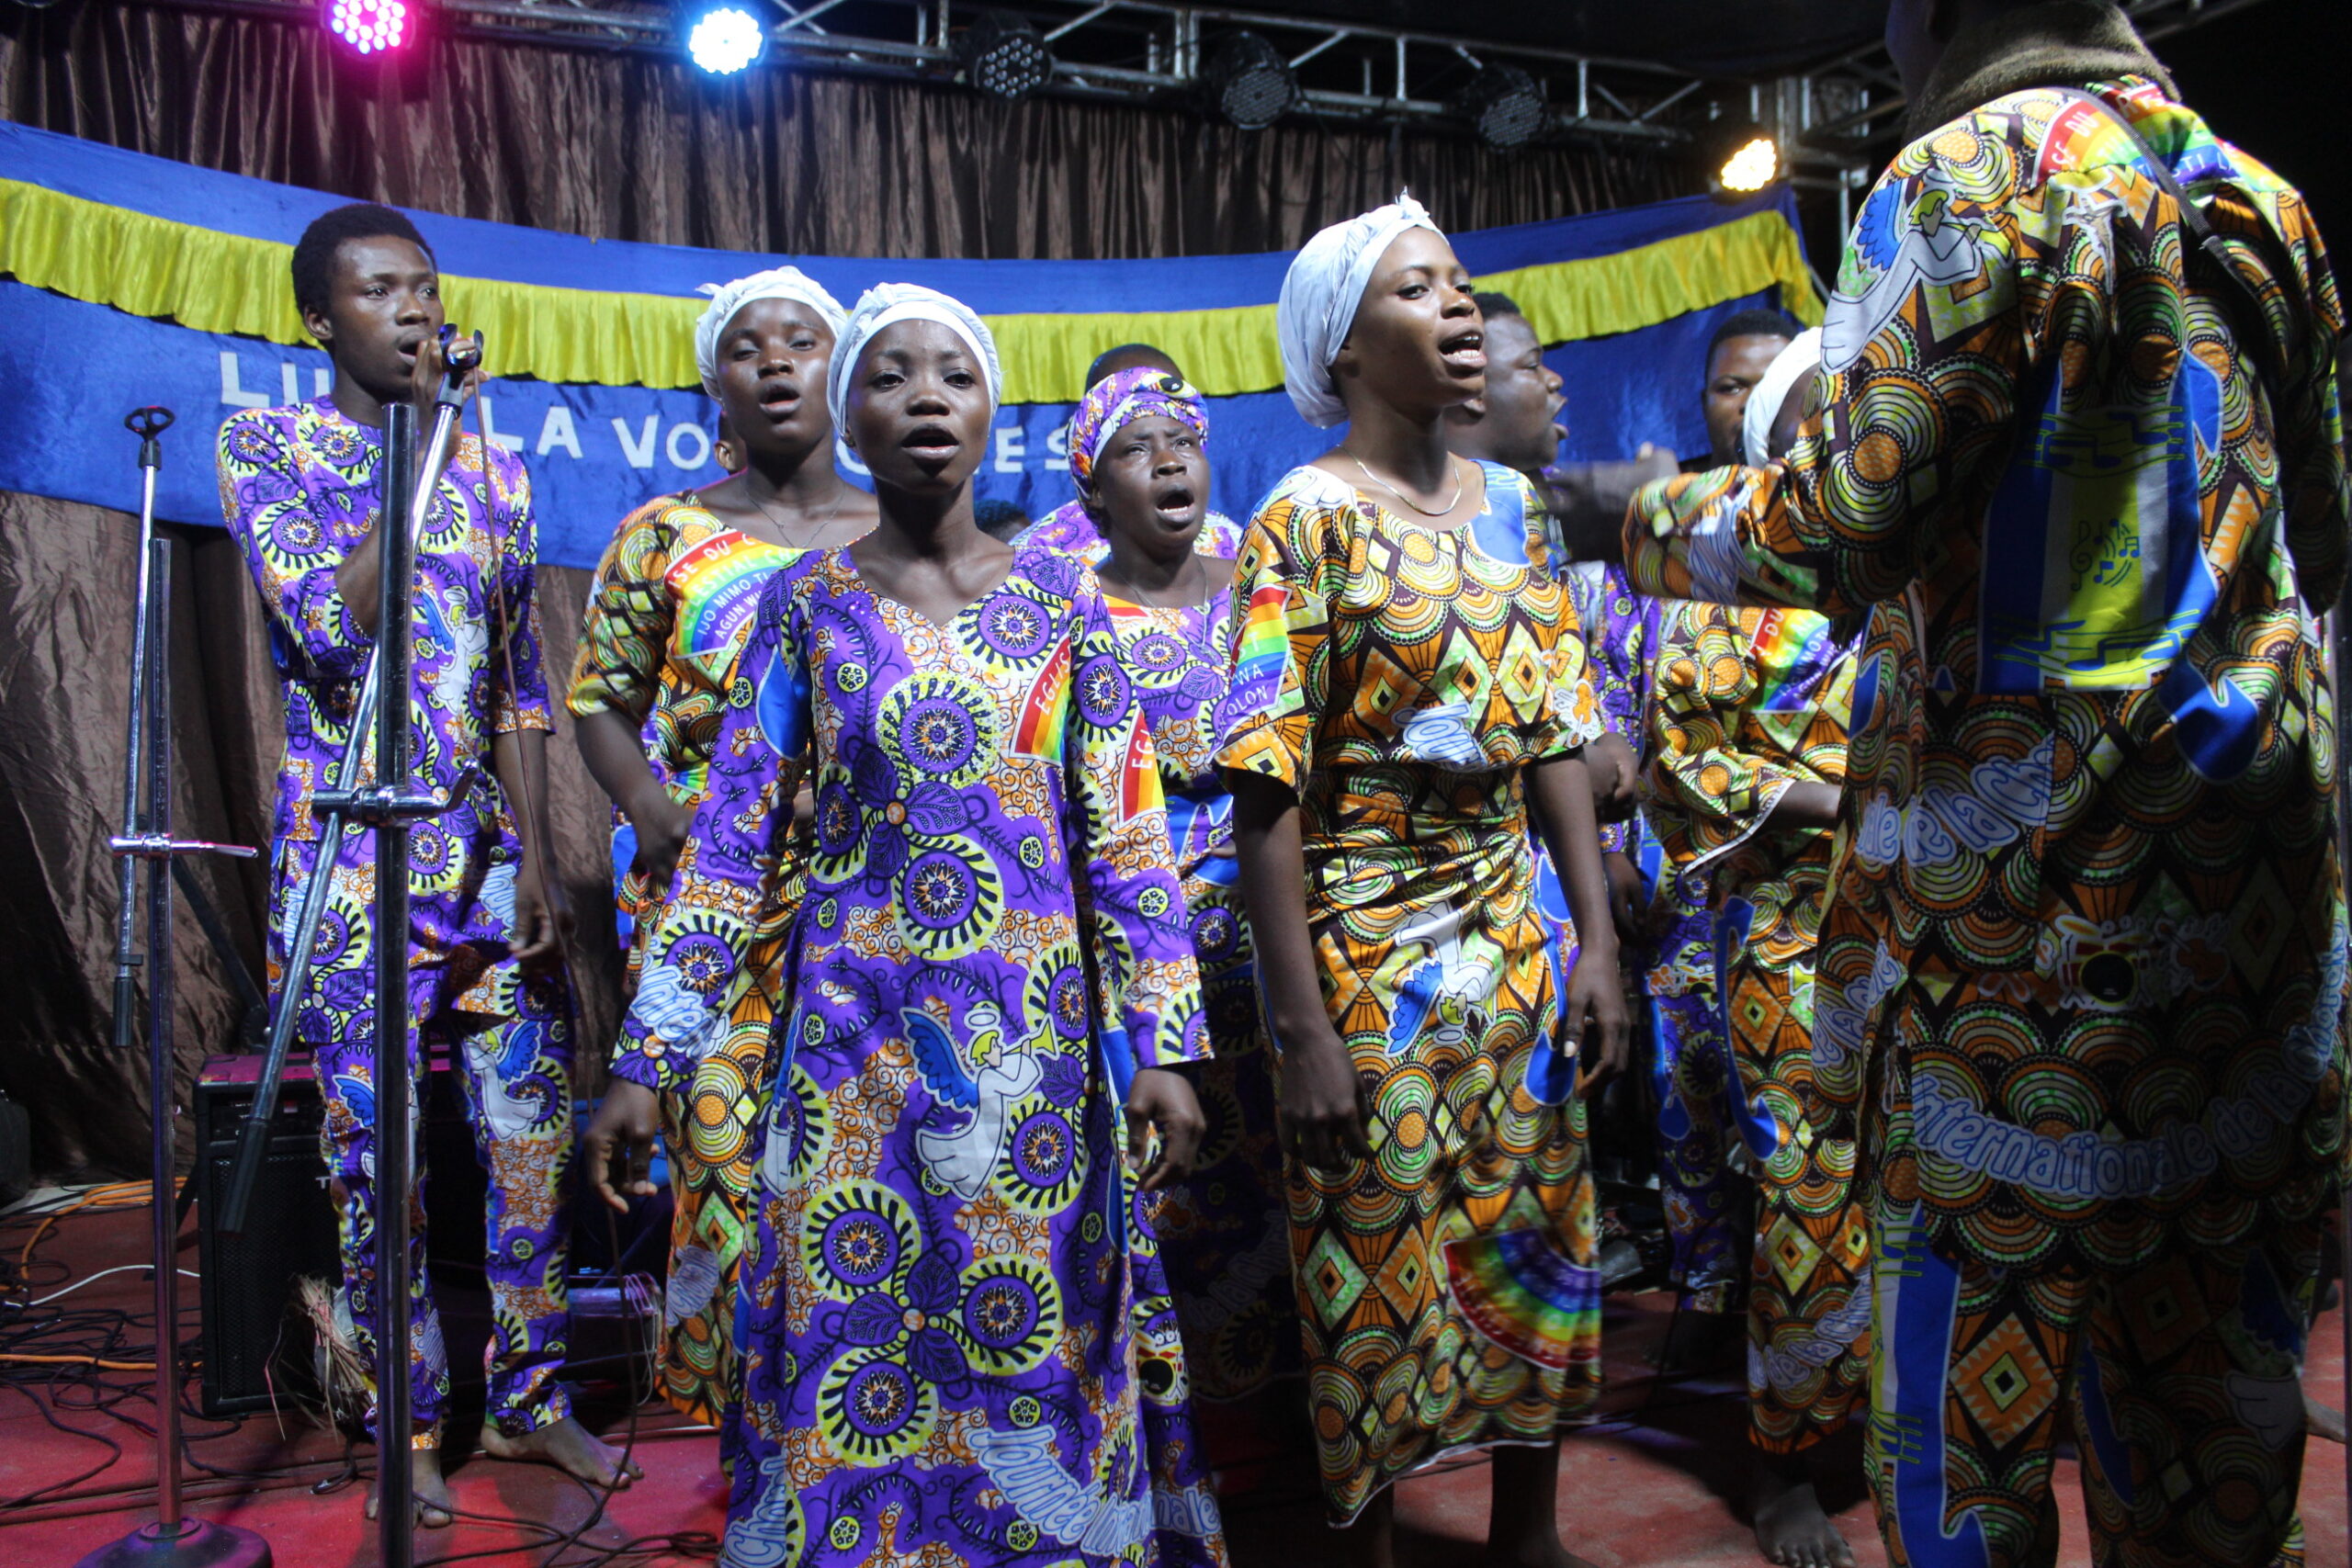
[1741,327,1824,468]
[693,266,850,399]
[1276,193,1444,428]
[826,283,1003,440]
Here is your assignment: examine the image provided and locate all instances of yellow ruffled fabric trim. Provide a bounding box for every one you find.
[1483,209,1826,346]
[1,176,1821,403]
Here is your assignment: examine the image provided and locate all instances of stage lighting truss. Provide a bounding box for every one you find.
[233,0,1738,153]
[1198,31,1297,130]
[322,0,411,54]
[213,0,2249,186]
[956,10,1054,100]
[1453,64,1544,150]
[682,0,766,73]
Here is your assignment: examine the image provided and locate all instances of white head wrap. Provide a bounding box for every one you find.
[1276,193,1444,428]
[826,283,1003,441]
[1741,327,1824,468]
[693,266,850,399]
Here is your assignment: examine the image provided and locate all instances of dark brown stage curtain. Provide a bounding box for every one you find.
[0,491,621,1178]
[0,4,1679,254]
[0,5,1680,1179]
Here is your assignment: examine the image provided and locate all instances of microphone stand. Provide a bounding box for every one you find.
[309,378,477,1565]
[78,421,269,1568]
[217,346,479,1237]
[107,409,171,1065]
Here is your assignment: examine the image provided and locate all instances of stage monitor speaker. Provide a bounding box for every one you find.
[0,1087,28,1207]
[193,1054,337,1417]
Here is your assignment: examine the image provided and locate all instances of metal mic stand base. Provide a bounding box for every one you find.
[74,1518,274,1568]
[102,535,270,1568]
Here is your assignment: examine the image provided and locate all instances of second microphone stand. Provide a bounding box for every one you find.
[78,412,269,1568]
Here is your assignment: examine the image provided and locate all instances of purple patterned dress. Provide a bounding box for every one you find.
[1564,558,1740,1315]
[616,542,1227,1567]
[1104,587,1296,1403]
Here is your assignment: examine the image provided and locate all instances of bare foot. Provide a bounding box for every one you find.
[1483,1444,1598,1568]
[1751,1457,1854,1568]
[481,1414,642,1489]
[363,1447,454,1529]
[2308,1388,2346,1444]
[1654,1307,1744,1375]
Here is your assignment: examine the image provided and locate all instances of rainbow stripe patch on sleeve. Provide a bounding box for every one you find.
[1011,634,1073,761]
[1227,582,1295,705]
[664,529,794,663]
[1746,607,1843,715]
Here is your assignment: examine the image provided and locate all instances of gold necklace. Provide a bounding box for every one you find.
[1346,450,1464,518]
[742,472,847,549]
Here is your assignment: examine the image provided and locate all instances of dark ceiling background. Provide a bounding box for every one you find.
[1229,0,1888,74]
[2163,2,2346,243]
[1233,0,2341,238]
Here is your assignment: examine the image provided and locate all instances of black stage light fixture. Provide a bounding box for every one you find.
[1453,64,1545,150]
[1710,118,1781,196]
[1200,31,1298,130]
[957,10,1054,101]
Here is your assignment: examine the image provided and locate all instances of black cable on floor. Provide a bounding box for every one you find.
[2,1184,728,1564]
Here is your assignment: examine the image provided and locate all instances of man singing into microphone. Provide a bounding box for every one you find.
[216,202,634,1525]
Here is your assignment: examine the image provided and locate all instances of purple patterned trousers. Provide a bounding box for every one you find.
[313,977,577,1447]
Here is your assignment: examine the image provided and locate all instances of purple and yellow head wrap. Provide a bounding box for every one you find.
[1067,366,1210,500]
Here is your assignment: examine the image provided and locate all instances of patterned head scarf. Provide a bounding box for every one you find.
[1277,192,1444,428]
[1068,366,1210,499]
[827,283,1003,438]
[693,266,849,399]
[1740,327,1824,468]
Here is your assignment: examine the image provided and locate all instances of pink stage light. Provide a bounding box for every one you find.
[323,0,411,55]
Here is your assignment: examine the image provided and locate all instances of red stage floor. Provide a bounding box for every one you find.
[5,1197,2346,1567]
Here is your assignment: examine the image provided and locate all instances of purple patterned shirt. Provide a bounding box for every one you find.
[1562,558,1714,997]
[218,399,550,1023]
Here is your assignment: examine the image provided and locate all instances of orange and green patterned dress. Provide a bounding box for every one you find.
[1645,600,1867,1454]
[567,491,804,1424]
[1215,460,1606,1522]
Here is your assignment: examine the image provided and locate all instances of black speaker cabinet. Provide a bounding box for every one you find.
[0,1087,29,1207]
[193,1054,337,1417]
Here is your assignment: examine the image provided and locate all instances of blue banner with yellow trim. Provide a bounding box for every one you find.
[0,120,1817,570]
